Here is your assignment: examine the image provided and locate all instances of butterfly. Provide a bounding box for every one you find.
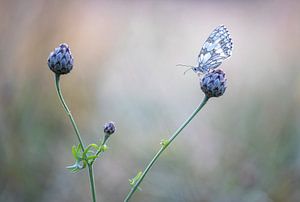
[179,25,233,75]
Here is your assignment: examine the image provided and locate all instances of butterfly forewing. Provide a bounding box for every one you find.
[196,25,233,73]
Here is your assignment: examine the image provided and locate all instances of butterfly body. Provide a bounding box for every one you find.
[192,25,233,74]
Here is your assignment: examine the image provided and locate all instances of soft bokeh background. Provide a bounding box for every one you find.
[1,0,300,201]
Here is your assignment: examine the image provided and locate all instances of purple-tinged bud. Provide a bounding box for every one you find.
[103,121,116,136]
[48,43,74,75]
[200,69,227,98]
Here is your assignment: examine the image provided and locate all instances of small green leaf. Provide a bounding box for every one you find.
[87,155,98,164]
[134,171,143,181]
[82,146,91,157]
[76,151,82,160]
[76,144,81,152]
[83,144,100,157]
[129,171,143,191]
[67,166,79,173]
[129,171,143,186]
[72,144,83,160]
[66,161,85,173]
[71,144,83,160]
[71,145,78,160]
[89,143,100,150]
[160,139,170,147]
[82,160,87,168]
[87,155,97,160]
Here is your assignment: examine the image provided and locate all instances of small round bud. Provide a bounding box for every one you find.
[200,69,227,98]
[103,121,116,135]
[47,43,74,75]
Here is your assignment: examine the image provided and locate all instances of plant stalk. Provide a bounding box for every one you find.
[90,135,109,165]
[88,164,97,202]
[124,96,209,202]
[55,74,85,151]
[55,74,97,202]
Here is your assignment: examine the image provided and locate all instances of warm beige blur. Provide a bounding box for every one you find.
[1,0,300,201]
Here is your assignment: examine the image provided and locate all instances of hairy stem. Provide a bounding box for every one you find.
[124,96,209,202]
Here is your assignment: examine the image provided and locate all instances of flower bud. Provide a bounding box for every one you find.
[47,43,74,75]
[200,69,227,98]
[103,121,116,136]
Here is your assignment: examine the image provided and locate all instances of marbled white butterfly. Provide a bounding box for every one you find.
[180,25,233,75]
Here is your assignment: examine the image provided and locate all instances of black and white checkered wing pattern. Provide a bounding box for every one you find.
[196,25,233,73]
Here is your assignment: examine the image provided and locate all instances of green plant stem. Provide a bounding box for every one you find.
[55,74,85,151]
[91,135,109,165]
[88,164,97,202]
[124,96,209,202]
[54,74,96,202]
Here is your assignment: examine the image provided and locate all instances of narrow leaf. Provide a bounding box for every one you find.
[71,145,78,160]
[87,155,97,160]
[129,171,143,186]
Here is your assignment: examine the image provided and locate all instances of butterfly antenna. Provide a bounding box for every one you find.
[176,64,195,68]
[183,67,194,75]
[176,64,196,75]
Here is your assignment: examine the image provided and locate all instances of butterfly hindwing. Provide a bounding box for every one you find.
[195,25,233,73]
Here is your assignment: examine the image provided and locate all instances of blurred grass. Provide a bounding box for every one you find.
[1,0,300,201]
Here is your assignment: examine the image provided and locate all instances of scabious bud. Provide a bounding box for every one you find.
[103,121,116,136]
[48,43,74,75]
[200,69,227,98]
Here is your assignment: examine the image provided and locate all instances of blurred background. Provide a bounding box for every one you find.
[1,0,300,201]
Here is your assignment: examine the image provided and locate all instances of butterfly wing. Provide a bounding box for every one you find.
[195,25,233,73]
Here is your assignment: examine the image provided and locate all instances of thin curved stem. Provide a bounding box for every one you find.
[55,74,85,151]
[124,96,209,202]
[54,74,96,202]
[88,164,97,202]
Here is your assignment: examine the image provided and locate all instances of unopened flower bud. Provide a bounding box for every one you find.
[200,69,227,98]
[48,43,74,75]
[103,121,116,136]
